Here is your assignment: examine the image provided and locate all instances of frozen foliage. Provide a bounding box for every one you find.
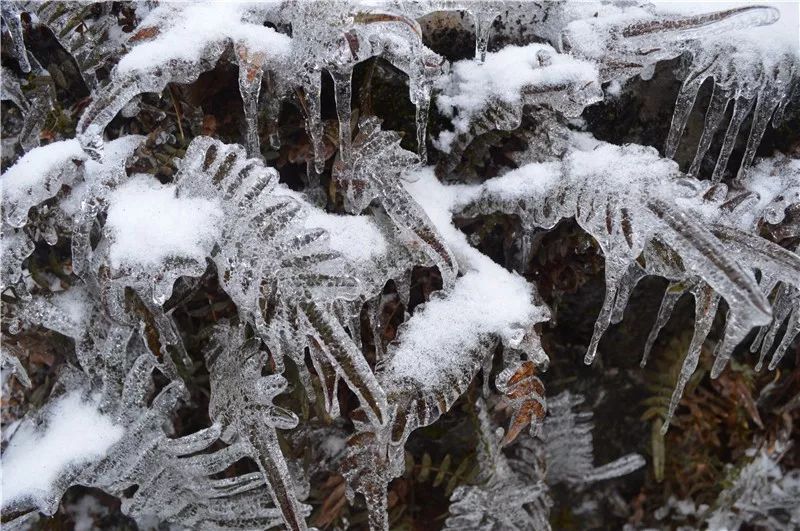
[707,444,800,530]
[539,391,645,487]
[1,1,799,530]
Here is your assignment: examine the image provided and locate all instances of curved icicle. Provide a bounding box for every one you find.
[663,283,719,433]
[736,91,777,180]
[688,83,729,176]
[641,282,686,368]
[665,74,705,158]
[711,96,754,183]
[584,264,624,365]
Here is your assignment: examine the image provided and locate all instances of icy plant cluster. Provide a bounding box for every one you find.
[1,1,798,530]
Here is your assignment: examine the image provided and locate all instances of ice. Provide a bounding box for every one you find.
[205,322,308,531]
[335,118,457,288]
[541,391,645,486]
[304,210,388,264]
[0,2,31,72]
[1,391,124,510]
[706,443,800,530]
[3,2,799,529]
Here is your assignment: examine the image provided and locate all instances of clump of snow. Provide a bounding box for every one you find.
[385,168,548,389]
[1,392,124,506]
[0,140,86,224]
[61,135,146,217]
[304,211,387,263]
[565,141,679,188]
[434,44,599,151]
[462,161,562,207]
[117,3,291,74]
[105,175,223,268]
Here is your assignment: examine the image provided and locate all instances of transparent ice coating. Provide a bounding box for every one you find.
[29,1,126,90]
[204,322,309,531]
[2,2,799,529]
[665,35,798,181]
[442,398,552,531]
[561,4,780,82]
[334,117,457,288]
[0,2,31,72]
[457,137,772,366]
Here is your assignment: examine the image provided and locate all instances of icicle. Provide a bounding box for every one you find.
[264,72,284,149]
[519,231,533,273]
[688,84,729,176]
[236,45,265,159]
[641,284,685,367]
[413,84,431,164]
[711,96,754,183]
[330,65,354,162]
[469,8,501,63]
[755,285,800,371]
[769,305,799,370]
[610,264,647,325]
[298,71,326,175]
[665,75,705,159]
[584,264,625,365]
[736,90,778,180]
[662,284,719,433]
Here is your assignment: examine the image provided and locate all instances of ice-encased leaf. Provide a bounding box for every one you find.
[706,444,800,530]
[204,321,309,531]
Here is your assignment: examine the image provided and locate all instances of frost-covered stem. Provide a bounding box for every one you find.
[366,487,389,531]
[331,65,354,162]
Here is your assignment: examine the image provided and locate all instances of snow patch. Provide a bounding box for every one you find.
[105,175,223,268]
[1,392,124,506]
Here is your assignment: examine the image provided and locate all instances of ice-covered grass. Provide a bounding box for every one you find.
[1,392,123,506]
[105,175,223,268]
